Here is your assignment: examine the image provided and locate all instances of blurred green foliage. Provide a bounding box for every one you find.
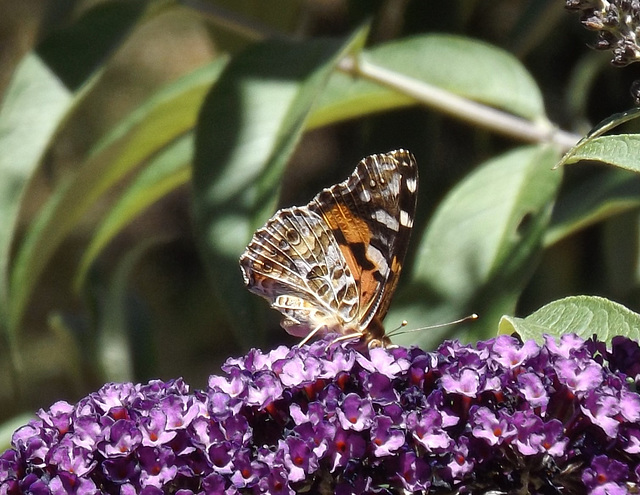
[1,0,640,435]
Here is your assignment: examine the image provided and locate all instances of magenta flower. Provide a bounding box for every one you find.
[1,335,640,494]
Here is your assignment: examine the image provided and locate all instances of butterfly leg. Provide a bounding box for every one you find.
[297,325,325,347]
[325,331,363,350]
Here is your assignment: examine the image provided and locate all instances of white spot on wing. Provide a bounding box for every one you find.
[400,210,413,227]
[366,244,389,276]
[359,188,371,203]
[406,177,417,193]
[374,209,400,231]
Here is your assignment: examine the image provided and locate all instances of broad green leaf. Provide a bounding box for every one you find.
[192,27,369,347]
[558,134,640,172]
[75,134,193,290]
[9,58,227,334]
[545,169,640,246]
[0,54,72,346]
[412,146,560,300]
[309,34,546,129]
[498,295,640,345]
[37,0,153,90]
[389,145,562,348]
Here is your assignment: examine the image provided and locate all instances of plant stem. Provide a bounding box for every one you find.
[338,56,581,152]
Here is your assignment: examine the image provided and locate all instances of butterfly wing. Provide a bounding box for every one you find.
[239,206,360,337]
[308,149,418,332]
[239,149,418,344]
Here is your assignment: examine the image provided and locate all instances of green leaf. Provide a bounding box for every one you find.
[545,169,640,246]
[37,0,154,90]
[557,134,640,173]
[89,58,227,165]
[389,145,562,348]
[309,33,546,129]
[579,107,640,141]
[192,27,369,347]
[557,107,640,169]
[8,58,227,334]
[75,134,193,290]
[0,54,72,345]
[498,295,640,345]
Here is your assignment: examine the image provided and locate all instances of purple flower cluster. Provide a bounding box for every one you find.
[2,334,640,494]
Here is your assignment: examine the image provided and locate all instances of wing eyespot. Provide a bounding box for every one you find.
[307,265,328,280]
[285,228,301,245]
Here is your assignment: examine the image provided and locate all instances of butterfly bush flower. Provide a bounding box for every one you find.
[2,334,640,494]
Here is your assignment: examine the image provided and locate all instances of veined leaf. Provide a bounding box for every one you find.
[558,134,640,173]
[573,107,640,142]
[499,295,640,346]
[558,107,640,169]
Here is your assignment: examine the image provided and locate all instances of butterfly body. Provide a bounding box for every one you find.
[239,149,418,348]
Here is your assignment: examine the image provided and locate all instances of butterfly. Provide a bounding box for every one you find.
[239,149,418,348]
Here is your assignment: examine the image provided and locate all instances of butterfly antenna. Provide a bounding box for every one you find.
[388,320,409,335]
[386,313,478,338]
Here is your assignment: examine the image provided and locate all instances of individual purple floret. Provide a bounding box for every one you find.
[1,334,640,494]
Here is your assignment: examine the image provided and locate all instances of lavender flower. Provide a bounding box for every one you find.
[1,334,640,494]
